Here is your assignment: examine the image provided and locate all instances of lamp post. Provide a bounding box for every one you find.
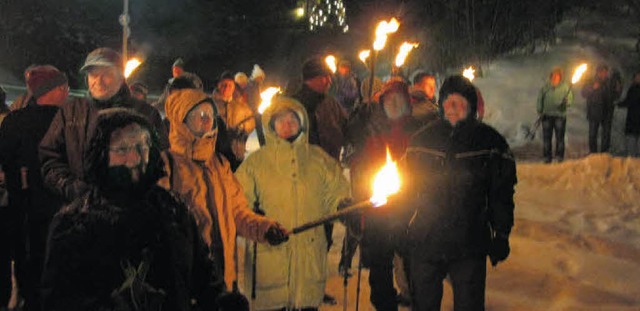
[119,0,130,69]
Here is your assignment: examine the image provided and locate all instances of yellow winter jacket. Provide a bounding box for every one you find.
[235,96,350,310]
[160,89,274,290]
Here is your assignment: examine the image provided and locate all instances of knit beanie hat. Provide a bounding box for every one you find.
[80,47,123,73]
[219,70,235,83]
[27,65,68,99]
[302,57,332,81]
[438,75,478,118]
[172,58,185,69]
[379,80,410,103]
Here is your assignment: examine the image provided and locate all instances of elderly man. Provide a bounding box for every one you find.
[41,109,235,311]
[39,47,168,203]
[403,75,516,310]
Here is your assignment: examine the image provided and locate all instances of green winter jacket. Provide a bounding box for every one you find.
[235,96,350,310]
[537,81,573,117]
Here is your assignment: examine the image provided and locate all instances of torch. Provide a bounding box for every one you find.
[359,50,371,68]
[393,42,419,78]
[367,18,400,103]
[463,66,475,82]
[124,58,142,79]
[291,147,401,234]
[561,63,588,110]
[325,55,337,74]
[254,87,281,146]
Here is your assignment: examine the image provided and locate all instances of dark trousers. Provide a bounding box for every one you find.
[589,116,613,153]
[541,115,566,162]
[338,228,359,271]
[409,256,486,311]
[0,206,26,307]
[361,214,399,311]
[21,216,52,311]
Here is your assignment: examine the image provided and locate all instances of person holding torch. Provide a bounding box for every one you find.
[536,67,574,163]
[235,96,351,311]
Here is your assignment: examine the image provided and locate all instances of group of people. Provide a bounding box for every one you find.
[536,64,640,161]
[0,46,517,311]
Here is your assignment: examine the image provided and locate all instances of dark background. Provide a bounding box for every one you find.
[0,0,634,93]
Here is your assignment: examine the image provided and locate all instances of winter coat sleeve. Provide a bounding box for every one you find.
[0,111,17,165]
[487,135,517,236]
[536,87,545,114]
[224,159,273,243]
[39,109,91,201]
[319,151,351,213]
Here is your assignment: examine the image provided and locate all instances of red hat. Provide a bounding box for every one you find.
[27,65,68,99]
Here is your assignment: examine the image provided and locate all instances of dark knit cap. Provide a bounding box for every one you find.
[129,81,149,95]
[26,65,68,99]
[219,70,235,82]
[172,58,185,68]
[380,80,410,103]
[438,75,478,118]
[80,47,122,73]
[302,57,332,81]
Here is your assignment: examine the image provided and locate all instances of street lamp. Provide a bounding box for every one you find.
[119,0,130,70]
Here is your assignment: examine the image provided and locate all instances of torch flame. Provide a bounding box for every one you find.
[463,66,475,81]
[124,58,142,78]
[571,63,588,84]
[325,55,337,74]
[359,50,371,64]
[369,147,401,207]
[258,87,281,114]
[395,42,419,67]
[373,18,400,51]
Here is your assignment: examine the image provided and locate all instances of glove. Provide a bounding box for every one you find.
[489,235,510,267]
[264,223,289,246]
[217,291,250,311]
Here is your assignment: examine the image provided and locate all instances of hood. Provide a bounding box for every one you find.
[261,96,309,146]
[165,89,218,161]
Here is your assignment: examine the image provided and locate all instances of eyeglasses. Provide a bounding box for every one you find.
[109,143,150,156]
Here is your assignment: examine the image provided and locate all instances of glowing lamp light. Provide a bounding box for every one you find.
[359,50,371,64]
[258,87,281,114]
[295,7,305,18]
[124,58,142,78]
[369,147,401,207]
[572,63,588,84]
[463,66,475,81]
[395,42,419,67]
[325,55,337,73]
[373,18,400,51]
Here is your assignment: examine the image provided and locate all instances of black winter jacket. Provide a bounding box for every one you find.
[403,119,517,262]
[41,186,224,311]
[39,85,168,202]
[0,103,63,219]
[618,83,640,135]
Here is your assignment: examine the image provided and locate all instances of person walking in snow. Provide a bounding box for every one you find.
[332,59,360,113]
[403,75,517,311]
[537,67,573,163]
[617,71,640,156]
[410,71,439,125]
[581,64,621,153]
[235,96,351,311]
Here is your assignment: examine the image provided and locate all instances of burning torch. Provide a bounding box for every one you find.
[291,147,401,233]
[561,63,587,110]
[254,87,281,146]
[367,18,400,103]
[325,55,337,74]
[124,58,142,79]
[392,42,419,78]
[463,66,475,82]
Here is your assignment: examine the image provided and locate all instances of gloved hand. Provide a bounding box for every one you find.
[489,235,510,267]
[217,291,250,311]
[264,223,289,246]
